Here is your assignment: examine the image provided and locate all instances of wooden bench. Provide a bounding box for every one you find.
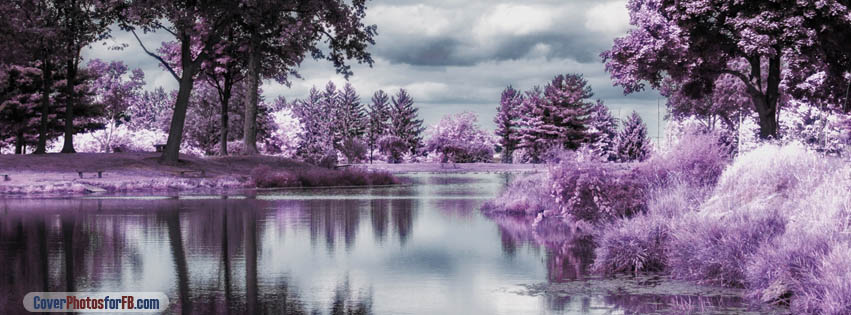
[177,169,206,178]
[76,170,105,179]
[154,144,166,152]
[1,174,9,181]
[334,164,352,170]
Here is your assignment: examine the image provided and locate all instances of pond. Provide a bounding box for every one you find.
[0,173,763,314]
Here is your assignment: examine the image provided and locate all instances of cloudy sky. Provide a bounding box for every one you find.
[84,0,667,141]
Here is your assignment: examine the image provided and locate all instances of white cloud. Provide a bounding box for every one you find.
[367,4,453,37]
[585,0,630,35]
[473,4,555,40]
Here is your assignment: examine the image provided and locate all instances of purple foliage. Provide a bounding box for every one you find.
[481,173,552,216]
[549,159,647,224]
[250,165,398,188]
[494,86,523,163]
[389,89,424,156]
[425,112,494,163]
[615,111,651,162]
[593,215,668,275]
[377,135,406,164]
[518,74,595,162]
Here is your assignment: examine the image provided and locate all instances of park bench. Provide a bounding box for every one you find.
[334,164,352,170]
[154,144,166,152]
[76,170,105,179]
[177,169,206,178]
[1,174,9,181]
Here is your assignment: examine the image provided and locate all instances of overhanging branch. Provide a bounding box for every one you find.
[131,30,180,82]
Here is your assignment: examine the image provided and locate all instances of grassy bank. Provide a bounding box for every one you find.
[0,153,399,195]
[483,135,851,314]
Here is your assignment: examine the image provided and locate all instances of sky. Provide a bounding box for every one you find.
[83,0,668,141]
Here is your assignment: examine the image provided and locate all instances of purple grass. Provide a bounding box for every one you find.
[251,165,399,188]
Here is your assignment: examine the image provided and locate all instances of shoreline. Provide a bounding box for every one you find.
[0,153,543,196]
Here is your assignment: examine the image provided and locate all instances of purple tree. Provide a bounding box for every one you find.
[389,89,424,156]
[517,86,546,162]
[602,0,851,139]
[519,74,595,162]
[87,59,145,152]
[366,90,391,163]
[0,65,46,153]
[334,83,367,162]
[118,0,238,163]
[494,85,523,163]
[238,0,377,155]
[425,112,494,163]
[587,101,619,161]
[292,87,335,166]
[616,111,651,162]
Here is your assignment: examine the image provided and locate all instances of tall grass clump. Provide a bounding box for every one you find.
[667,143,851,314]
[251,165,399,188]
[481,173,553,216]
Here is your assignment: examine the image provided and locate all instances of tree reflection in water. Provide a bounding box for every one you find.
[0,198,374,315]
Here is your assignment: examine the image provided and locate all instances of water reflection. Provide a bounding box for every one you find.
[0,174,755,314]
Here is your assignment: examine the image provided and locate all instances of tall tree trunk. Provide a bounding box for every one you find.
[61,57,78,153]
[242,34,261,155]
[219,88,231,156]
[15,131,24,154]
[35,60,51,154]
[160,69,197,164]
[753,56,781,139]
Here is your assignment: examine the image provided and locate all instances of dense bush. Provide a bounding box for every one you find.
[593,214,668,275]
[481,173,552,216]
[424,112,494,163]
[549,160,647,224]
[251,165,399,188]
[639,130,732,188]
[377,135,407,164]
[339,138,367,163]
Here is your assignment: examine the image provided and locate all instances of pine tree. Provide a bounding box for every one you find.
[366,90,391,162]
[517,86,547,162]
[494,85,523,163]
[335,82,366,142]
[389,88,424,156]
[587,100,618,161]
[616,111,652,162]
[292,87,335,165]
[518,74,595,162]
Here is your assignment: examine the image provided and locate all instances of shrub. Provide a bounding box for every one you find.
[639,131,731,188]
[549,159,647,224]
[339,138,367,163]
[250,165,398,188]
[593,214,668,275]
[251,165,299,188]
[667,210,787,287]
[425,112,494,163]
[481,173,553,216]
[378,135,407,163]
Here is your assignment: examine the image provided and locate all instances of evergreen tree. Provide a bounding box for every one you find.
[292,87,335,165]
[518,74,595,162]
[616,111,652,162]
[517,86,547,162]
[335,82,366,143]
[587,100,619,161]
[494,85,523,163]
[366,90,391,162]
[389,88,424,156]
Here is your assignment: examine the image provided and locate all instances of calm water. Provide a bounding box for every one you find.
[0,173,759,314]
